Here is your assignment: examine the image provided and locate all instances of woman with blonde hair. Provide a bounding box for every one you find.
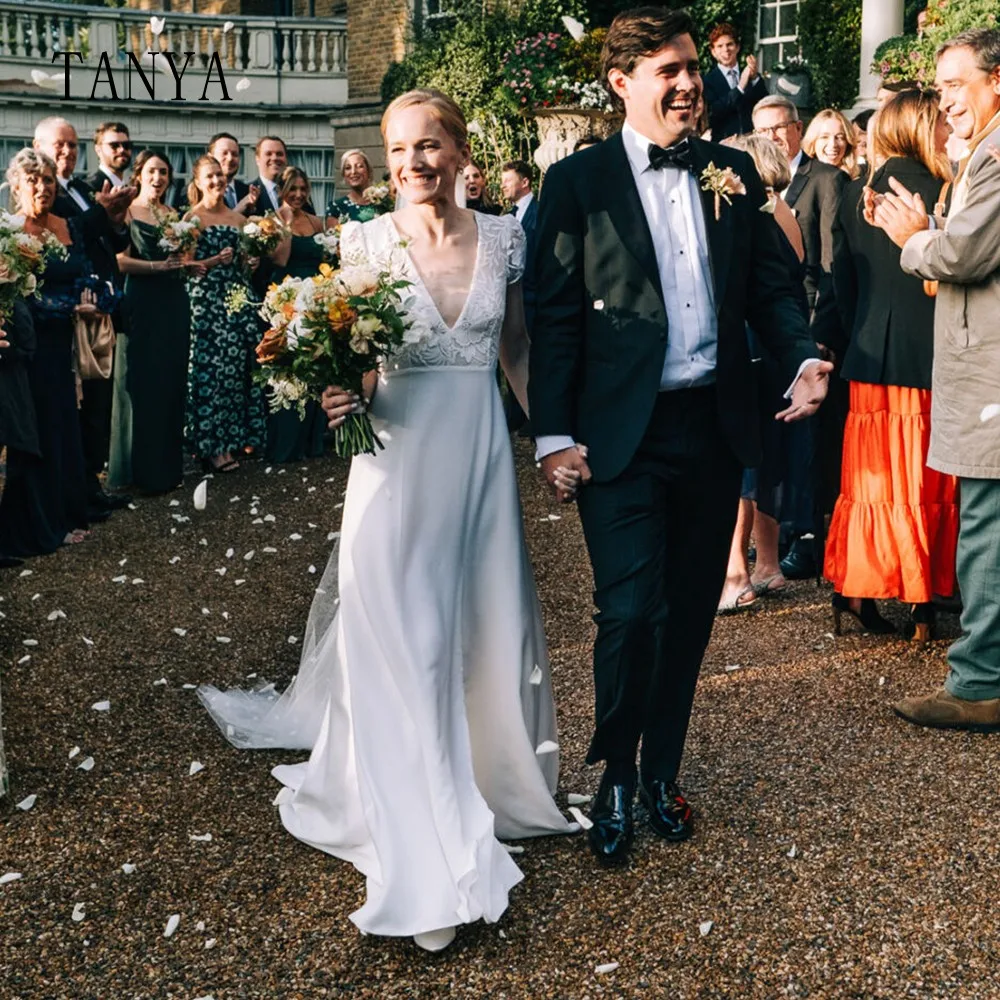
[327,147,383,221]
[803,108,860,178]
[199,88,579,950]
[824,88,957,639]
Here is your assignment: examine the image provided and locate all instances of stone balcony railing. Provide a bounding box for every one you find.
[0,1,348,107]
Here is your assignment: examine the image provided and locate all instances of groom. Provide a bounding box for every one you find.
[529,6,832,864]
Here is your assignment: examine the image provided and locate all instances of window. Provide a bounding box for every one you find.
[757,0,801,73]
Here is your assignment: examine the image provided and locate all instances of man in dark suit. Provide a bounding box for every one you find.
[702,22,768,140]
[752,95,848,578]
[530,7,831,866]
[208,131,251,212]
[33,116,133,516]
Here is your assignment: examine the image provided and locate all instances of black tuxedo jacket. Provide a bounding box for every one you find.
[514,198,539,331]
[703,66,768,140]
[530,132,817,482]
[784,153,847,313]
[832,158,941,389]
[251,177,281,214]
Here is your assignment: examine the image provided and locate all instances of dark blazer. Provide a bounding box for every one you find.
[530,132,818,482]
[0,298,41,456]
[833,158,944,389]
[703,66,768,140]
[85,168,125,198]
[251,177,281,214]
[785,153,848,314]
[516,197,539,331]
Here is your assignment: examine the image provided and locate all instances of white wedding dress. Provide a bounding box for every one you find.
[198,212,574,937]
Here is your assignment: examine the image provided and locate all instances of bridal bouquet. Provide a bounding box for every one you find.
[362,183,394,214]
[240,212,290,257]
[254,260,413,458]
[152,206,202,256]
[0,210,68,319]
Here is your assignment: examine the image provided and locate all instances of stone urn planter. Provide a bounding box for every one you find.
[532,107,623,174]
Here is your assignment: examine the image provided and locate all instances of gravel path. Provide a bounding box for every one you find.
[1,443,997,999]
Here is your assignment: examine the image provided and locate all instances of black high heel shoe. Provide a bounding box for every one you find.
[831,594,897,635]
[908,603,936,643]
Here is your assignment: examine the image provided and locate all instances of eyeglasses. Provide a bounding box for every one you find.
[106,141,132,151]
[754,122,795,137]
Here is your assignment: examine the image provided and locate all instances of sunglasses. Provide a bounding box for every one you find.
[106,141,132,151]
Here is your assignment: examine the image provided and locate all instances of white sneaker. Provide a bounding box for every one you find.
[413,926,457,952]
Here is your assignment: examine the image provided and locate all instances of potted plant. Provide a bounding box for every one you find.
[768,56,813,110]
[500,16,620,173]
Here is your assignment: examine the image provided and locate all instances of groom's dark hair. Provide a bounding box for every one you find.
[601,7,698,112]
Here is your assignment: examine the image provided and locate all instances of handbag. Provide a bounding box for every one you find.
[73,312,115,380]
[924,180,952,299]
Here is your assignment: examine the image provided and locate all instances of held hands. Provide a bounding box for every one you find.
[540,444,592,504]
[863,177,930,248]
[321,385,366,429]
[775,360,833,422]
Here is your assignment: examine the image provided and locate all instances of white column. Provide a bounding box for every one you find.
[858,0,905,104]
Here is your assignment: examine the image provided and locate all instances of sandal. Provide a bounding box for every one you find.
[751,573,788,597]
[717,585,757,615]
[63,530,89,545]
[202,457,240,474]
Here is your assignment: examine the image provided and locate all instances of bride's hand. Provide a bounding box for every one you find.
[322,385,363,429]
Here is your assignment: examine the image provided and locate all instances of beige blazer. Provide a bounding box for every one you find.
[900,132,1000,479]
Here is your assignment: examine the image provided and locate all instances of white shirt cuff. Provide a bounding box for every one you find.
[783,358,823,399]
[535,435,577,462]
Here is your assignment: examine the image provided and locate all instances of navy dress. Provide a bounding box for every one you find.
[0,216,96,556]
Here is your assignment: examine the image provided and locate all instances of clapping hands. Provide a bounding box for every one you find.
[863,177,930,248]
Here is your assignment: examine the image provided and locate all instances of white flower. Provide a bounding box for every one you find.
[349,313,383,355]
[243,222,261,237]
[335,264,379,298]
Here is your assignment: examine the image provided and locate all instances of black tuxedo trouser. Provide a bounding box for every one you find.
[80,376,113,499]
[576,386,741,782]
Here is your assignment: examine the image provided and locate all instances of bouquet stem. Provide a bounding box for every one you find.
[332,411,384,459]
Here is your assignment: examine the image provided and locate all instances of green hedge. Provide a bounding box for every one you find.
[797,0,862,111]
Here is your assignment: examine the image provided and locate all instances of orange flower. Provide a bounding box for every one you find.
[318,262,334,278]
[327,298,357,333]
[256,326,287,364]
[14,241,41,264]
[258,217,278,236]
[281,302,295,321]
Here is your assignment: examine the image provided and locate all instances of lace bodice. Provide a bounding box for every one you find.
[340,212,526,372]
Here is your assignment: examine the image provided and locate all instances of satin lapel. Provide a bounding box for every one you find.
[784,154,811,208]
[604,132,664,307]
[688,137,732,310]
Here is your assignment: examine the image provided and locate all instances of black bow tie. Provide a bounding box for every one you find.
[648,138,694,172]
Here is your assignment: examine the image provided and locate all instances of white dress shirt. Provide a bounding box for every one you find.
[718,62,740,90]
[782,150,804,199]
[99,164,124,189]
[261,177,280,211]
[513,191,534,224]
[58,175,90,213]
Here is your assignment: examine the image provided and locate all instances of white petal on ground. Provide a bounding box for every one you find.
[19,569,33,577]
[216,636,231,644]
[327,532,340,542]
[595,962,620,975]
[243,550,255,561]
[289,533,302,541]
[17,655,30,665]
[16,794,37,811]
[199,538,208,546]
[77,757,95,771]
[287,635,299,644]
[202,607,211,615]
[229,496,240,503]
[182,683,197,690]
[172,628,187,637]
[263,514,276,522]
[535,740,558,755]
[169,556,181,565]
[71,902,87,922]
[193,480,208,510]
[307,522,318,529]
[91,700,111,712]
[169,500,180,507]
[787,844,798,859]
[221,612,230,620]
[121,863,137,874]
[979,403,1000,422]
[82,637,94,646]
[567,793,592,806]
[149,15,165,34]
[252,518,264,525]
[699,920,714,937]
[235,579,246,586]
[215,567,227,576]
[68,746,80,759]
[189,761,205,776]
[153,678,168,686]
[568,806,593,830]
[500,843,524,855]
[31,594,40,601]
[262,546,277,553]
[547,514,562,521]
[23,639,38,647]
[725,663,742,673]
[131,579,144,585]
[225,548,234,558]
[0,872,23,886]
[163,913,180,937]
[47,610,66,621]
[308,565,316,574]
[203,939,216,950]
[189,832,213,842]
[112,575,127,584]
[529,664,543,685]
[196,920,206,932]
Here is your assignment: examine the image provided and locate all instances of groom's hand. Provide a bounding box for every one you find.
[540,446,592,503]
[775,360,833,422]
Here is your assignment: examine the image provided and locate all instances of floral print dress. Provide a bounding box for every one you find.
[186,225,267,458]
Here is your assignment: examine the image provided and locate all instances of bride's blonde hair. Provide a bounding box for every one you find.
[381,89,468,150]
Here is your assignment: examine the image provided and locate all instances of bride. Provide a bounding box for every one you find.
[198,89,583,951]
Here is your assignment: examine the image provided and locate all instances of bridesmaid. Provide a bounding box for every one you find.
[108,148,191,494]
[184,154,267,473]
[265,166,329,463]
[326,149,382,222]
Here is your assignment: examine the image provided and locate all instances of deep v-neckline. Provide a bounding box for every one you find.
[386,213,481,333]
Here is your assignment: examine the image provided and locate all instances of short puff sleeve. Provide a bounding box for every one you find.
[504,214,526,285]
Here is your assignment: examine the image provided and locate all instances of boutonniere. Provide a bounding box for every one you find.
[700,163,747,221]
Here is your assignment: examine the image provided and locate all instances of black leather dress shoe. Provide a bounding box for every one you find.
[587,772,635,866]
[85,508,112,524]
[639,778,694,842]
[0,554,24,569]
[89,490,132,512]
[779,537,817,580]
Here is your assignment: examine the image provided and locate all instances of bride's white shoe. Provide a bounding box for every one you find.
[413,926,457,952]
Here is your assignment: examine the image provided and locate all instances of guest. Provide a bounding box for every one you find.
[803,109,860,179]
[824,89,957,640]
[87,121,133,192]
[327,149,380,221]
[753,95,849,581]
[852,109,875,170]
[870,28,1000,729]
[208,132,251,211]
[185,154,267,473]
[703,22,768,140]
[35,117,132,517]
[876,80,920,107]
[108,149,192,495]
[0,149,127,557]
[463,161,501,214]
[717,133,808,612]
[0,300,40,568]
[250,136,288,214]
[265,166,328,463]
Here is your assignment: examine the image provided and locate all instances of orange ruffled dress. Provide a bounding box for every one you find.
[824,382,958,604]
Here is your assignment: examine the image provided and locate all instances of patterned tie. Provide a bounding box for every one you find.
[728,67,739,89]
[647,138,695,173]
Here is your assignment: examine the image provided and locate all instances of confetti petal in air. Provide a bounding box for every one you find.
[149,15,165,35]
[223,19,235,31]
[535,740,558,755]
[568,806,593,829]
[193,479,208,511]
[236,77,251,92]
[561,14,586,40]
[163,913,180,937]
